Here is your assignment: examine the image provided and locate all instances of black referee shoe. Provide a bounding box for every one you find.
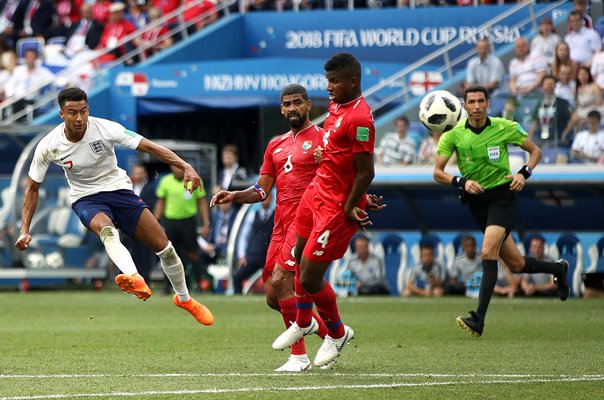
[554,259,570,301]
[456,311,484,337]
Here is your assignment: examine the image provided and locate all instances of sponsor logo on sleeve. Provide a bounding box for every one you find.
[356,127,370,142]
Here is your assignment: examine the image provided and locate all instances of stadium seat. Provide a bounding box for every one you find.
[587,236,604,273]
[16,37,45,63]
[29,207,87,250]
[381,234,407,296]
[549,233,584,297]
[596,15,604,27]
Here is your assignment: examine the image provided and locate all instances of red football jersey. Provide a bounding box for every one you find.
[260,123,323,212]
[314,97,375,205]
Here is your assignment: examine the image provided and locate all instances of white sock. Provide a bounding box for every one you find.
[156,241,190,302]
[100,226,138,276]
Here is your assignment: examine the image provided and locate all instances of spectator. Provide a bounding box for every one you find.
[217,143,248,191]
[64,3,104,57]
[562,66,603,142]
[3,48,54,121]
[125,0,149,29]
[555,64,576,107]
[92,0,112,24]
[448,235,481,296]
[13,0,57,40]
[199,200,236,269]
[570,0,592,31]
[140,6,173,57]
[564,11,600,68]
[500,96,519,121]
[508,37,548,96]
[97,2,137,64]
[155,164,211,293]
[54,0,84,37]
[520,236,558,297]
[403,244,446,297]
[346,235,390,295]
[527,75,573,149]
[0,47,16,102]
[589,49,604,90]
[464,39,505,93]
[417,130,440,165]
[182,0,217,34]
[0,0,21,48]
[570,109,604,163]
[151,0,179,26]
[530,17,561,60]
[376,116,416,166]
[232,193,274,294]
[551,41,578,82]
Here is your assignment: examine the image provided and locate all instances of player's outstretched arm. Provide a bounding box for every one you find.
[210,175,275,207]
[15,178,41,251]
[136,138,200,192]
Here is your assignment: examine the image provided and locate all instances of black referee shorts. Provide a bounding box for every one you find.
[163,216,199,253]
[466,182,518,232]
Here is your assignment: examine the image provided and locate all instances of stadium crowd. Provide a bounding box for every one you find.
[376,0,604,166]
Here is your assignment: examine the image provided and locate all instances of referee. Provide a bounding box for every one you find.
[433,85,569,337]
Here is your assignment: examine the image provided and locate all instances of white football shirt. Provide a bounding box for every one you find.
[29,116,143,204]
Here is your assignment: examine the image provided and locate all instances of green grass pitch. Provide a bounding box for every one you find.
[0,289,603,399]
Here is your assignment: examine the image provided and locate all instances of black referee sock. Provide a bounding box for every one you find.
[523,256,563,276]
[476,259,498,321]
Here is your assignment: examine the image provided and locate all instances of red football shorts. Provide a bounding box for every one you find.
[295,185,359,263]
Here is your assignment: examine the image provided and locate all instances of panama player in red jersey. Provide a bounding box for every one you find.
[272,53,377,368]
[211,84,330,372]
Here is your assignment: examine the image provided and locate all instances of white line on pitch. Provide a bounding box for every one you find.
[1,373,603,379]
[0,376,603,400]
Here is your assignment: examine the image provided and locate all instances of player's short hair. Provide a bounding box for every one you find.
[58,87,88,108]
[280,84,308,101]
[464,85,489,102]
[325,53,361,82]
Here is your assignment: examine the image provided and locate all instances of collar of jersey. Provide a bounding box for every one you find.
[465,117,492,135]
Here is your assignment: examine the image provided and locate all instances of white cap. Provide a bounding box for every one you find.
[108,2,126,12]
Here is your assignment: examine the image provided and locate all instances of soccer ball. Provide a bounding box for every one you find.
[418,90,462,133]
[45,251,64,269]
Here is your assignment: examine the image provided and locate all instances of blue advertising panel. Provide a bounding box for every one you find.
[242,5,571,63]
[110,58,419,103]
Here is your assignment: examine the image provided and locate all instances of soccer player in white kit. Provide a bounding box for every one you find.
[14,87,214,326]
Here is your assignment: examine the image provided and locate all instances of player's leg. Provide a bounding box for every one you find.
[73,193,150,301]
[498,234,569,300]
[135,209,214,325]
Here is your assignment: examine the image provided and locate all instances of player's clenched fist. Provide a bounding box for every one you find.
[15,233,32,251]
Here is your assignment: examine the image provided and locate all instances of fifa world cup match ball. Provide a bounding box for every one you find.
[418,90,462,133]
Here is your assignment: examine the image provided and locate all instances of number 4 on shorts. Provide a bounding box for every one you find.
[317,230,330,249]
